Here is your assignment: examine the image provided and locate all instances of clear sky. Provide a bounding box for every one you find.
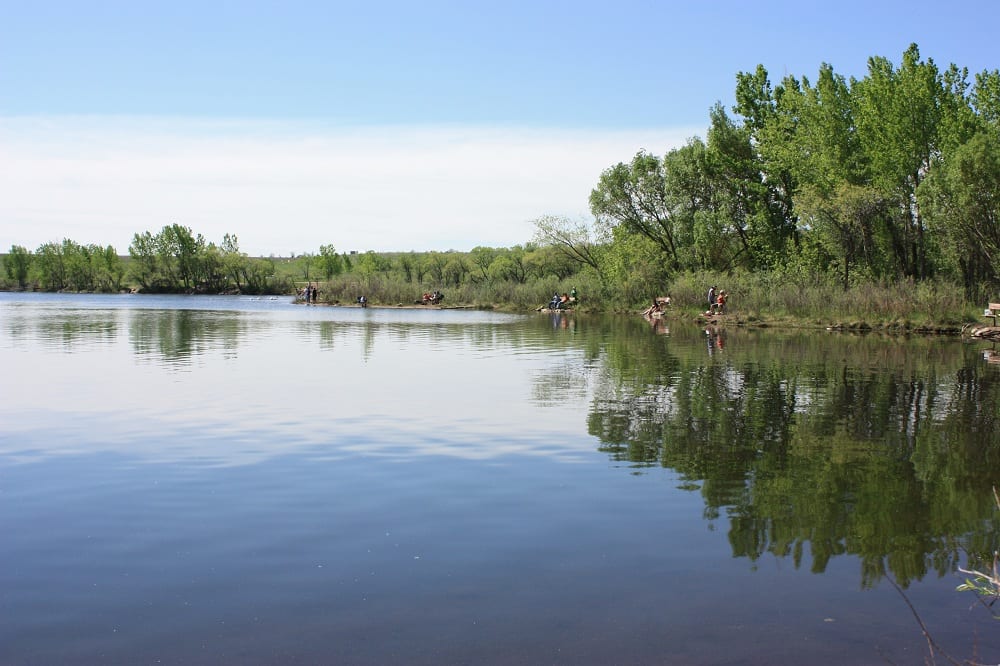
[2,0,998,256]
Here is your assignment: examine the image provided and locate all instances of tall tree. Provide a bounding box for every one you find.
[319,244,343,280]
[918,130,1000,298]
[851,44,945,278]
[531,214,604,273]
[590,151,682,273]
[5,245,32,288]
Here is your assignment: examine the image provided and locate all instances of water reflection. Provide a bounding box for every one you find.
[4,309,121,350]
[129,309,248,365]
[585,325,1000,587]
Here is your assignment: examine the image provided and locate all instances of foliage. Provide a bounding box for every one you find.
[4,245,32,288]
[918,129,1000,300]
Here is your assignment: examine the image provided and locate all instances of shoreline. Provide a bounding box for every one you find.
[3,288,990,336]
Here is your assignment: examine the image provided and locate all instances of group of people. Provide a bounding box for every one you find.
[420,290,444,305]
[301,283,319,303]
[635,286,728,317]
[547,288,578,310]
[707,285,727,315]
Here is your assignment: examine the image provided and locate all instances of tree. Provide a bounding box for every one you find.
[531,215,603,273]
[399,252,416,283]
[5,245,32,288]
[918,130,1000,298]
[129,231,161,290]
[442,255,467,287]
[973,69,1000,127]
[319,244,343,280]
[297,253,316,281]
[34,241,67,291]
[221,233,246,291]
[797,183,890,288]
[704,103,794,270]
[590,151,683,273]
[62,239,94,291]
[95,245,125,292]
[469,246,498,283]
[355,251,391,286]
[851,44,946,278]
[423,252,447,284]
[487,246,529,284]
[524,245,578,280]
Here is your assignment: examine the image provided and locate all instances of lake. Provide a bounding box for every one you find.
[2,292,999,664]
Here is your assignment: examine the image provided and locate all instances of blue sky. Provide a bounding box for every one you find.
[2,0,998,255]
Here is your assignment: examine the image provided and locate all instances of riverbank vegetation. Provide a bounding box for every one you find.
[3,44,998,330]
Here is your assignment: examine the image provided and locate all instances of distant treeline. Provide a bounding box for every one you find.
[4,44,999,312]
[2,227,295,295]
[0,224,578,297]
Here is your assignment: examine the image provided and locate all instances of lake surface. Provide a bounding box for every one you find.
[2,292,1000,664]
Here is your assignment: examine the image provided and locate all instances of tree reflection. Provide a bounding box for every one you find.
[129,309,245,365]
[586,325,1000,587]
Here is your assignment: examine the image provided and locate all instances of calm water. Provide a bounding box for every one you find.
[2,293,1000,664]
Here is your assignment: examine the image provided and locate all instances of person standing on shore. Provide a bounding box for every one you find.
[707,285,717,313]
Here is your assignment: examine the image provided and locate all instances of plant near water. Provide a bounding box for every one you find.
[956,487,1000,618]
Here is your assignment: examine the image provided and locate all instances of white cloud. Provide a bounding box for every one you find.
[0,116,700,256]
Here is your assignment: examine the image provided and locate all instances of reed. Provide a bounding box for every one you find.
[668,269,971,328]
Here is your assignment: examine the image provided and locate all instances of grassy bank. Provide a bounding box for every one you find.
[304,269,980,334]
[660,270,973,333]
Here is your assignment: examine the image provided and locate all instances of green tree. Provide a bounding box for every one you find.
[94,245,125,291]
[590,151,683,273]
[442,256,466,287]
[5,245,32,288]
[973,69,1000,126]
[398,252,416,283]
[319,244,343,280]
[220,234,246,291]
[797,183,890,288]
[355,251,392,286]
[34,241,67,290]
[129,231,161,290]
[704,103,794,270]
[62,239,94,291]
[297,253,316,281]
[531,214,604,273]
[851,44,946,278]
[918,130,1000,298]
[487,246,529,284]
[469,246,498,283]
[423,252,447,284]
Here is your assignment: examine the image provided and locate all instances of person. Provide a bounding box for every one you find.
[310,284,318,303]
[358,295,367,308]
[549,292,561,309]
[570,287,578,302]
[641,298,661,317]
[715,290,727,314]
[560,293,570,307]
[707,285,717,313]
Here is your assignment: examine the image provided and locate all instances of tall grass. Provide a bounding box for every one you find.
[669,269,972,328]
[296,266,977,328]
[311,272,610,311]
